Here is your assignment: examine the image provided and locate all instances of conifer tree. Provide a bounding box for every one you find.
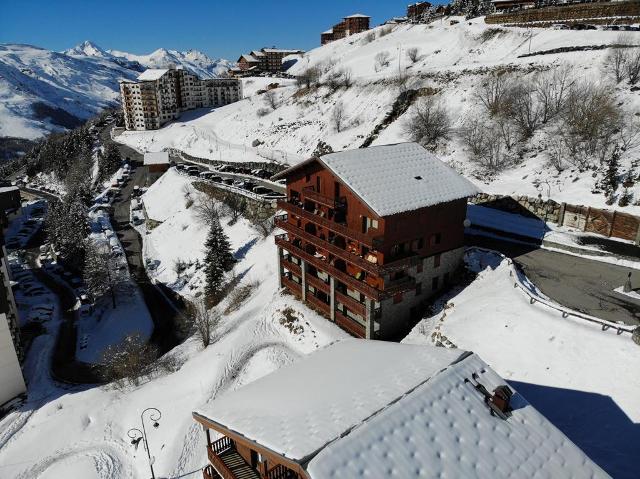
[604,146,620,201]
[204,218,235,300]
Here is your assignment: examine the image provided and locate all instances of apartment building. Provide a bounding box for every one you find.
[0,187,26,407]
[273,143,479,340]
[320,13,371,44]
[234,48,304,75]
[120,66,243,131]
[408,2,433,19]
[193,340,607,479]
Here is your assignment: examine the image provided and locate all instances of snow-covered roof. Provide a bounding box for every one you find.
[322,29,334,34]
[261,48,304,54]
[275,143,480,217]
[143,151,169,165]
[194,340,607,478]
[250,50,266,57]
[0,186,20,194]
[195,340,465,461]
[344,13,371,18]
[239,54,260,63]
[137,69,169,81]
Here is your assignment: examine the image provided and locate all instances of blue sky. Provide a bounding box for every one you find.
[0,0,428,59]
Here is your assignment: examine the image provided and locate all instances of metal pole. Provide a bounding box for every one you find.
[140,411,155,479]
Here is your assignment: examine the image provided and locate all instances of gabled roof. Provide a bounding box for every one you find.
[137,69,169,81]
[193,340,608,478]
[261,48,305,54]
[274,143,480,217]
[238,54,260,63]
[250,50,266,57]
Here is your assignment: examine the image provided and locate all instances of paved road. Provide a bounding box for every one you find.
[106,132,187,353]
[467,234,640,326]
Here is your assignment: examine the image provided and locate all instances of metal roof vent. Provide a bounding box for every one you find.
[465,373,513,420]
[414,176,423,180]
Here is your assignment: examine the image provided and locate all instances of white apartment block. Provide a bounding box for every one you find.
[120,66,243,131]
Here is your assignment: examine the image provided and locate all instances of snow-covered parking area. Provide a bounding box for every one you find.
[404,249,640,479]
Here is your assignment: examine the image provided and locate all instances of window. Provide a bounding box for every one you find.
[430,233,441,246]
[371,219,378,229]
[434,253,441,268]
[393,292,403,304]
[432,276,439,291]
[305,173,311,182]
[416,282,422,296]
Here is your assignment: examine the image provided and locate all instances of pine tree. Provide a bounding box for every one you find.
[204,219,235,300]
[604,146,620,202]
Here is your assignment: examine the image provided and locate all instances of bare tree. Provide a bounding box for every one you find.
[534,65,573,123]
[263,89,279,110]
[509,82,543,140]
[403,97,451,150]
[190,299,220,348]
[100,333,158,388]
[326,69,353,91]
[194,192,221,226]
[406,47,420,64]
[331,101,346,132]
[624,48,640,85]
[606,47,629,84]
[374,51,391,72]
[297,66,321,89]
[223,192,247,223]
[84,239,126,309]
[477,73,513,117]
[460,118,509,173]
[547,138,567,173]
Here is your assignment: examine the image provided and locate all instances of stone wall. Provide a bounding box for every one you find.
[469,193,561,224]
[486,1,640,26]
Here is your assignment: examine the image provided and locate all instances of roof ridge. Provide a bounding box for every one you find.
[298,350,474,469]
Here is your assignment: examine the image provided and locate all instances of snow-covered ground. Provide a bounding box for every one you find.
[404,249,640,478]
[119,18,640,213]
[0,168,348,479]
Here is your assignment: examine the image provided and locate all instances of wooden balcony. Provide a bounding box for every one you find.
[206,437,260,479]
[305,292,331,315]
[275,235,416,300]
[275,215,419,274]
[276,234,382,300]
[281,256,301,277]
[305,273,330,294]
[302,186,344,209]
[278,200,381,249]
[281,276,302,297]
[335,310,366,338]
[334,290,366,317]
[266,464,300,479]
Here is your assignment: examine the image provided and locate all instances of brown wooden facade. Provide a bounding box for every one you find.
[320,14,371,44]
[275,157,467,339]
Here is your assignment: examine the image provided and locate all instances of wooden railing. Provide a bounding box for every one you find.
[306,293,331,314]
[207,446,237,479]
[275,234,382,300]
[335,290,366,317]
[305,273,330,294]
[281,276,302,296]
[281,256,302,276]
[266,464,299,479]
[302,186,344,209]
[278,200,382,248]
[275,214,420,274]
[210,436,234,455]
[203,465,221,479]
[335,310,366,338]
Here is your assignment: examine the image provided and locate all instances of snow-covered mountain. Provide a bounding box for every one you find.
[0,41,233,142]
[107,46,233,79]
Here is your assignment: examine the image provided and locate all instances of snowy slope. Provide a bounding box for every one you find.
[0,43,138,139]
[119,18,640,212]
[404,249,640,478]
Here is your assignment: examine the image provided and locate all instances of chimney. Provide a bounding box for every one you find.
[490,385,513,415]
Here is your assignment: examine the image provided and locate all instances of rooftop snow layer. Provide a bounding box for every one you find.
[143,151,169,165]
[194,340,466,461]
[320,142,480,217]
[137,69,169,81]
[307,351,608,478]
[344,13,371,18]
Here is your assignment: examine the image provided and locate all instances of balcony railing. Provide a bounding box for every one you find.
[276,234,382,300]
[306,292,331,314]
[302,186,345,209]
[278,200,382,249]
[305,273,330,294]
[335,310,366,338]
[206,436,260,479]
[275,215,419,276]
[266,464,300,479]
[335,290,366,317]
[281,256,302,277]
[281,276,302,296]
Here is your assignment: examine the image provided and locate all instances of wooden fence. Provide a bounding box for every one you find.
[471,193,640,244]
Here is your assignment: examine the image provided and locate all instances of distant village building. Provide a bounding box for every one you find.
[119,66,242,131]
[407,1,432,19]
[143,151,170,174]
[491,0,536,13]
[320,13,371,44]
[0,187,26,407]
[232,48,304,76]
[272,143,479,340]
[193,339,608,479]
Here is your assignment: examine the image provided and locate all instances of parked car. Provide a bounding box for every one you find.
[210,176,222,183]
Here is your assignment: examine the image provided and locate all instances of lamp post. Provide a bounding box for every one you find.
[127,407,162,479]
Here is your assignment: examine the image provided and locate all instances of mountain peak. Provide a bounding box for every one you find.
[65,40,111,58]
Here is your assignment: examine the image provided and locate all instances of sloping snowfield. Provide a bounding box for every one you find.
[119,17,640,213]
[404,249,640,478]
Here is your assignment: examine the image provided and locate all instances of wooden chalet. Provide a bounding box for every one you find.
[192,340,608,479]
[272,143,479,340]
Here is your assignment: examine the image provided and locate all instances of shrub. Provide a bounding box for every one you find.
[100,333,158,389]
[374,51,391,72]
[403,97,451,150]
[406,47,420,64]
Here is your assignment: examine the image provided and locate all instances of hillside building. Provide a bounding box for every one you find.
[233,48,304,75]
[193,340,608,479]
[320,13,371,44]
[491,0,536,13]
[0,187,26,407]
[120,66,242,131]
[272,143,479,340]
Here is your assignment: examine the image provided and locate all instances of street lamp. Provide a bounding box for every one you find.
[127,407,162,479]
